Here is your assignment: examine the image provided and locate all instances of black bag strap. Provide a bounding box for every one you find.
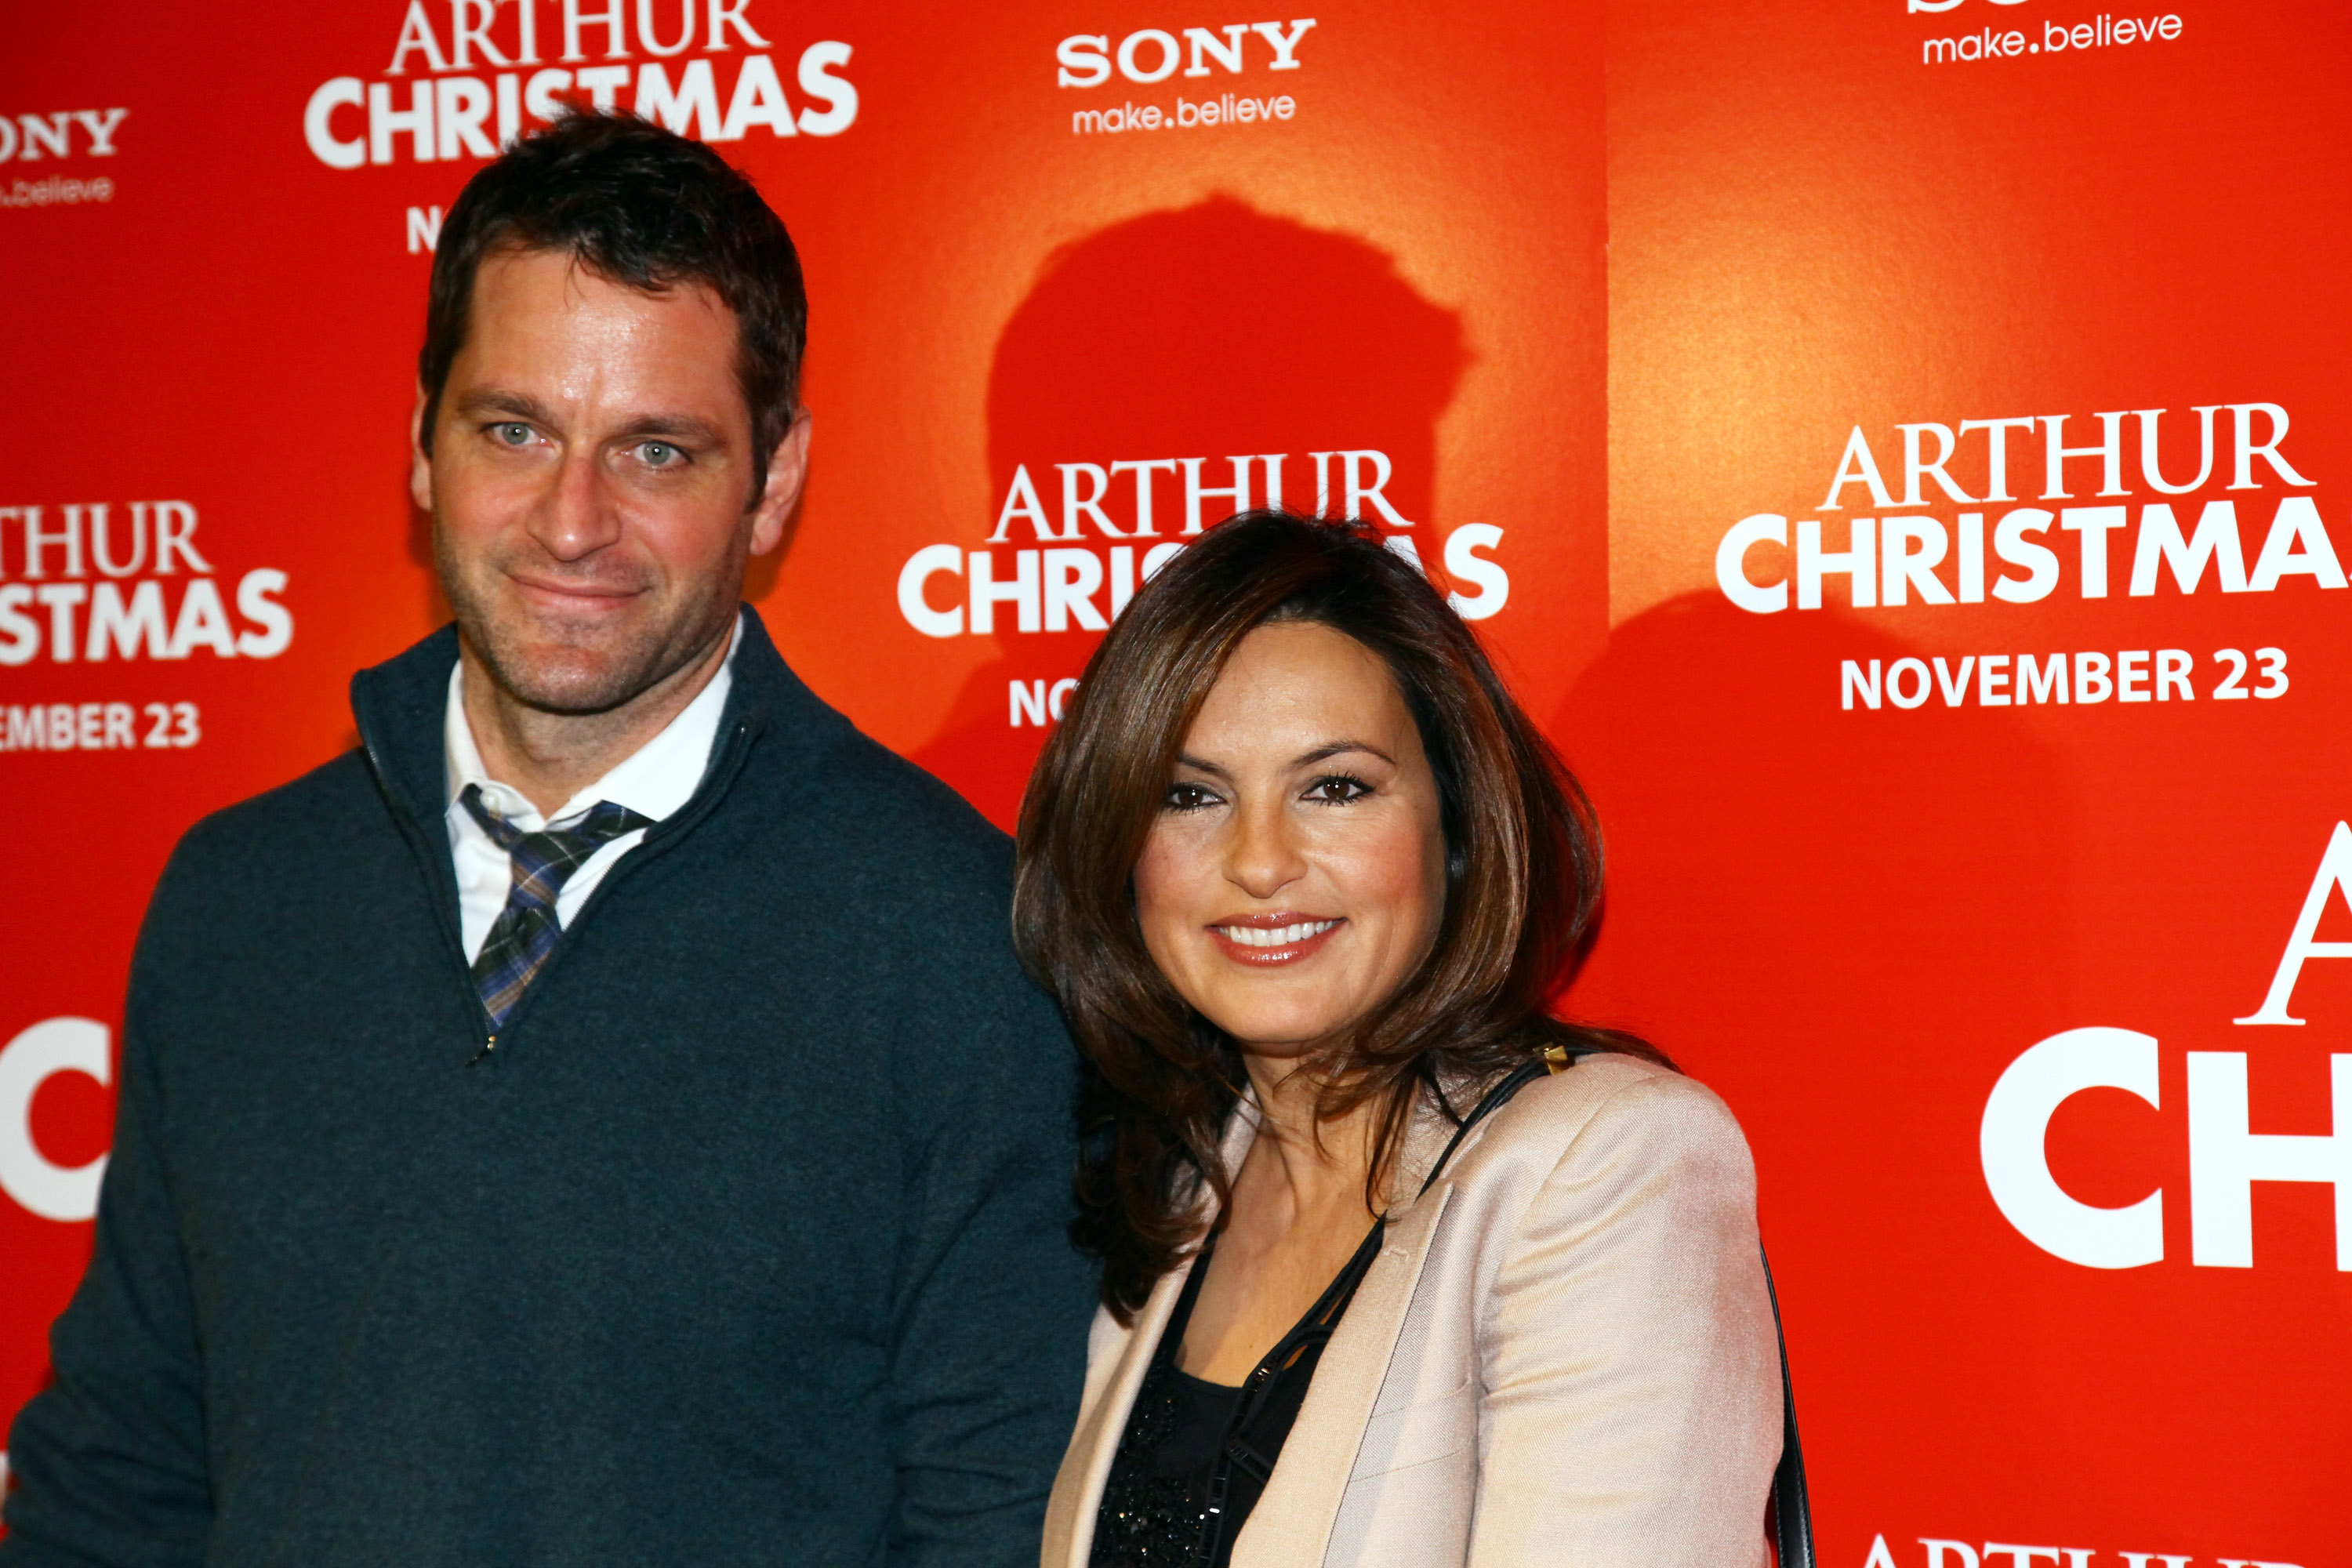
[1762,1247,1813,1568]
[1415,1057,1551,1197]
[1417,1048,1815,1568]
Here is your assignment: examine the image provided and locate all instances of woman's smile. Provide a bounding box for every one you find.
[1206,913,1347,964]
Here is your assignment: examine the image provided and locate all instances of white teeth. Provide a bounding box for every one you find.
[1219,920,1338,948]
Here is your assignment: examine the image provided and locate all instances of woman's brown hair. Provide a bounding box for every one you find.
[1014,512,1659,1320]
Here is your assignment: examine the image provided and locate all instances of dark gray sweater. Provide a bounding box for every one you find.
[0,612,1093,1568]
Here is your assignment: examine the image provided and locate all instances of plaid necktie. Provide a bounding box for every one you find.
[460,782,652,1029]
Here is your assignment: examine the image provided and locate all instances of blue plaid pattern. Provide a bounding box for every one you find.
[460,783,652,1029]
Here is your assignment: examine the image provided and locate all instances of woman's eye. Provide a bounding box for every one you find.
[1163,782,1220,812]
[1305,775,1372,804]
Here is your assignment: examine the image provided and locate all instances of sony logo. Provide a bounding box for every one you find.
[0,110,128,165]
[1056,20,1316,88]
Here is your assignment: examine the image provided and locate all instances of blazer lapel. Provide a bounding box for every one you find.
[1044,1100,1265,1568]
[1042,1256,1193,1568]
[1231,1098,1461,1568]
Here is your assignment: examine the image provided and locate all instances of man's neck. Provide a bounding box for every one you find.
[460,626,733,819]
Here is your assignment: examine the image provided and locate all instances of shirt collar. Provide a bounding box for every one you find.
[443,612,743,831]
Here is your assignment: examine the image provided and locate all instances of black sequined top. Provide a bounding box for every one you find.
[1090,1222,1385,1568]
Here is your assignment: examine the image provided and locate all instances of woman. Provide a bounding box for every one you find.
[1016,513,1781,1568]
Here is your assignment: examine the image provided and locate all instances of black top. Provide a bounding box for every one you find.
[1091,1222,1385,1567]
[0,611,1095,1568]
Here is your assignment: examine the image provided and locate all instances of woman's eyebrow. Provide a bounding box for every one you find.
[1294,739,1395,768]
[1174,753,1233,780]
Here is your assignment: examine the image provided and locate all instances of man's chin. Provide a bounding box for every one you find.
[448,576,734,717]
[482,633,670,716]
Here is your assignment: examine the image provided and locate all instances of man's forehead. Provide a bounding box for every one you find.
[472,243,731,321]
[448,248,748,433]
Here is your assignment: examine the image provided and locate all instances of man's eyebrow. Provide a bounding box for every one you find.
[1294,740,1394,769]
[450,391,727,449]
[454,388,559,426]
[610,412,727,448]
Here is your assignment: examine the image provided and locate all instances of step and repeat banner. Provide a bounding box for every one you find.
[0,0,2343,1561]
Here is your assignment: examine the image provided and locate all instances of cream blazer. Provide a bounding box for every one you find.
[1040,1053,1783,1568]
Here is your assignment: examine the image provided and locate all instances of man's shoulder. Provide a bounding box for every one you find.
[159,747,392,902]
[816,724,1008,856]
[742,675,1014,888]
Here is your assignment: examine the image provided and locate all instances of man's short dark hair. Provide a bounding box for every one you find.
[419,112,808,504]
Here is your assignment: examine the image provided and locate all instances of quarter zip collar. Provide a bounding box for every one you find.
[349,606,817,1061]
[350,607,812,844]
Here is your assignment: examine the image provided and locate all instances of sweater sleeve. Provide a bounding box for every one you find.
[1,946,212,1567]
[1466,1072,1782,1568]
[882,964,1094,1568]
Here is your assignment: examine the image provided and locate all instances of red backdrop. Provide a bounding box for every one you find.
[2,2,2345,1562]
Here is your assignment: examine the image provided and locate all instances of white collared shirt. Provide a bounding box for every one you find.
[443,615,742,964]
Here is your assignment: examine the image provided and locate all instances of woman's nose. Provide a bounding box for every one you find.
[1224,794,1307,901]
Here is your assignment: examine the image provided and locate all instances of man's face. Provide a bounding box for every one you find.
[412,246,808,714]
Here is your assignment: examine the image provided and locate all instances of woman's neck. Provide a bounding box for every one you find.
[1238,1051,1381,1224]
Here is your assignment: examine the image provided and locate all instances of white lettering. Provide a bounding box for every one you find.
[1795,517,1875,609]
[1250,18,1317,67]
[1715,514,1788,613]
[969,549,1041,634]
[795,42,857,135]
[1443,524,1508,620]
[897,543,964,638]
[2236,821,2352,1025]
[2187,1052,2352,1268]
[305,78,367,169]
[0,1018,111,1224]
[719,55,797,140]
[1982,1029,2162,1268]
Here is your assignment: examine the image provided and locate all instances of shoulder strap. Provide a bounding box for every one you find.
[1417,1047,1816,1566]
[1414,1057,1551,1198]
[1762,1247,1814,1568]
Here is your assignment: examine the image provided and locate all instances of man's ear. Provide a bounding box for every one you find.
[748,411,813,557]
[409,384,435,514]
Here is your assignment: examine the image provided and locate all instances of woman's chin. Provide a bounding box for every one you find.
[1203,1014,1359,1067]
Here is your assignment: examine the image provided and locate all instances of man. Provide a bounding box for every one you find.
[1,114,1091,1566]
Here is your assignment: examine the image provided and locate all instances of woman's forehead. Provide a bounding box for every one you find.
[1189,623,1408,742]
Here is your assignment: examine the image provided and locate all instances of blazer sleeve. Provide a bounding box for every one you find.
[1467,1070,1781,1568]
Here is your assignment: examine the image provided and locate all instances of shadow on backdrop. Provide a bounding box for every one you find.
[912,196,1467,829]
[1553,592,2130,1351]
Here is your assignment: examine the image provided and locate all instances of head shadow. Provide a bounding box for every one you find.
[1552,591,2084,1258]
[912,195,1469,829]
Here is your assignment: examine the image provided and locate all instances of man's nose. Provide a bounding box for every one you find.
[526,445,623,562]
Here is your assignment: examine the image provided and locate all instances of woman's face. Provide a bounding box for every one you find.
[1133,620,1449,1064]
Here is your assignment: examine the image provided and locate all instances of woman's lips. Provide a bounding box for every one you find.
[1206,915,1345,967]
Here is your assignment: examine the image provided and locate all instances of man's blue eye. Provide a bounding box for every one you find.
[496,423,531,445]
[643,442,677,465]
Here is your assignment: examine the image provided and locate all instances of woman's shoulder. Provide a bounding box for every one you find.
[1461,1051,1755,1189]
